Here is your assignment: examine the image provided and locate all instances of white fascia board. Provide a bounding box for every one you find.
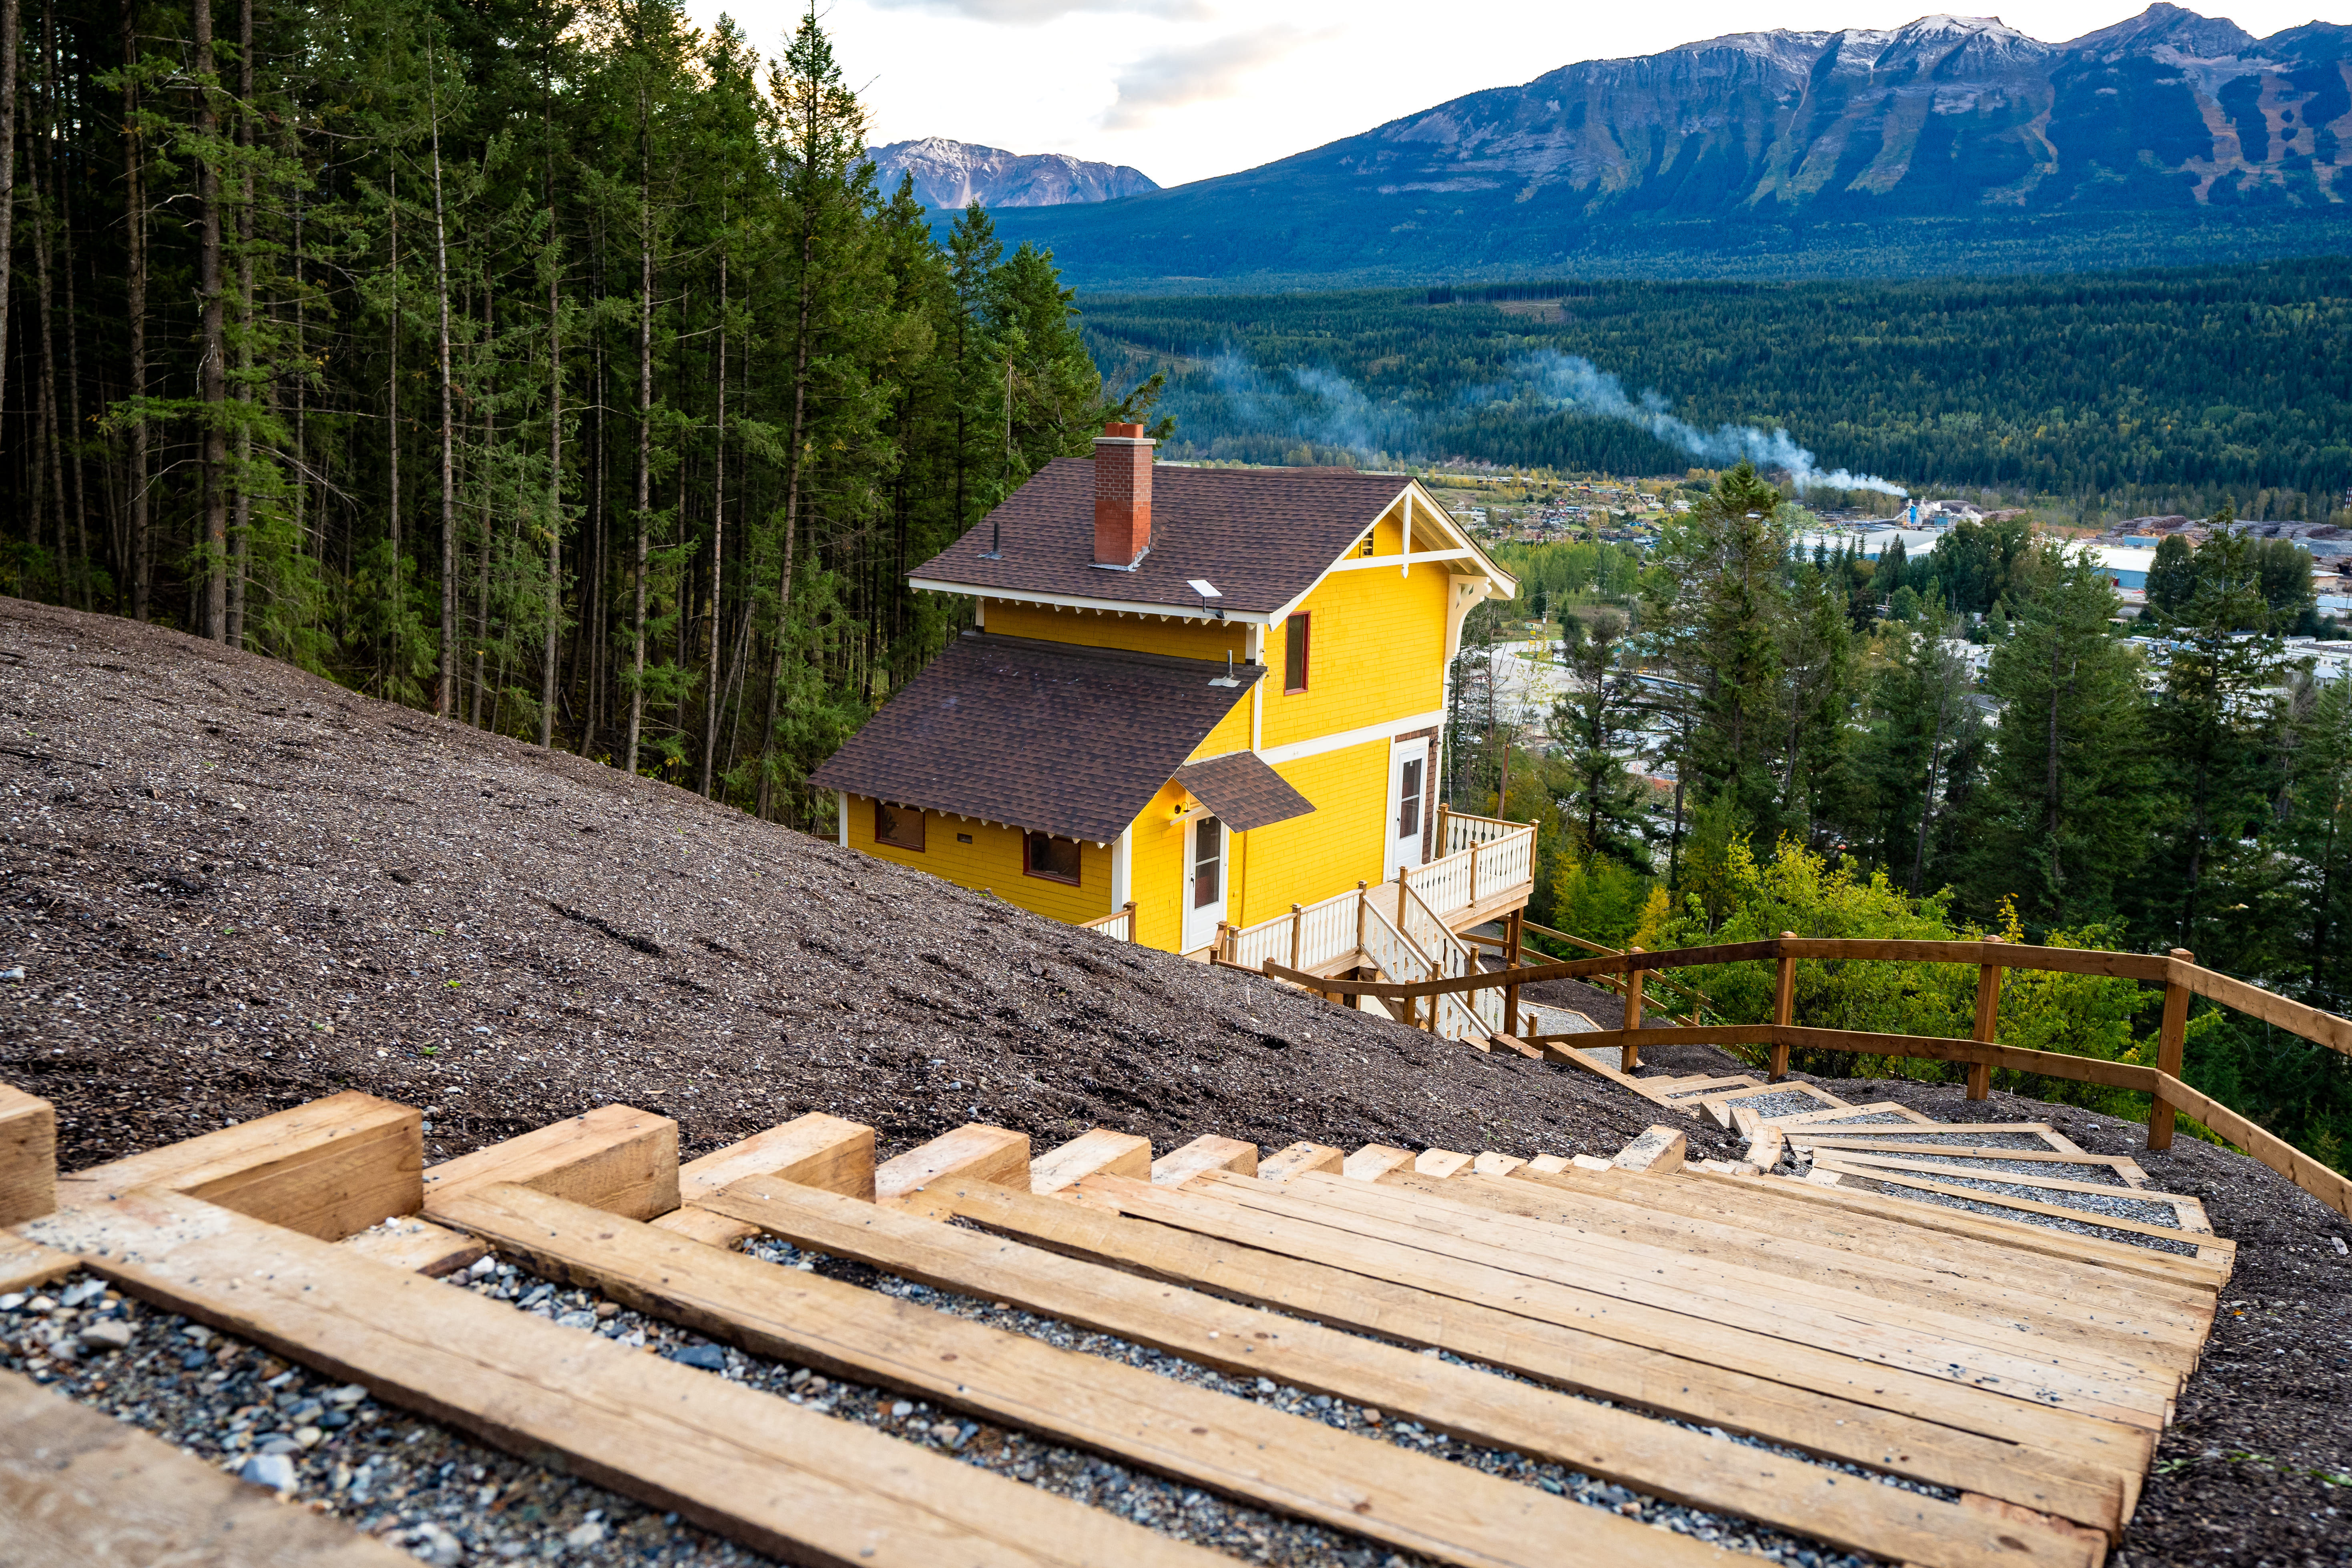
[1324,548,1480,573]
[1268,481,1515,624]
[1257,708,1448,767]
[906,578,1277,625]
[1398,480,1516,596]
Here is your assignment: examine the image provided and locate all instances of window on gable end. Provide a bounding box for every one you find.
[1284,613,1310,694]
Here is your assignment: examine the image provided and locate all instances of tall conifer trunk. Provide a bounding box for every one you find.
[624,82,650,775]
[386,164,401,692]
[30,8,66,588]
[755,53,818,823]
[225,0,253,644]
[540,36,561,750]
[0,0,22,474]
[195,0,227,639]
[701,243,723,797]
[428,42,456,717]
[123,0,148,620]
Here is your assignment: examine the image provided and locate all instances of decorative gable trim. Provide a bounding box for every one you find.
[1268,480,1516,624]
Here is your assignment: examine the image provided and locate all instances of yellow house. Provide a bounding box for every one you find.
[810,423,1534,1038]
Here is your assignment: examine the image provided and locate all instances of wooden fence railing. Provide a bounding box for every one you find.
[1078,902,1138,944]
[1261,933,2352,1222]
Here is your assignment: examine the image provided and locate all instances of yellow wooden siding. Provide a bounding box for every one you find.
[842,795,1113,926]
[984,600,1246,663]
[1226,740,1390,928]
[1186,695,1253,763]
[1128,781,1192,953]
[1263,558,1448,751]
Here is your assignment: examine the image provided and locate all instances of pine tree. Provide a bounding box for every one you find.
[1964,542,2153,930]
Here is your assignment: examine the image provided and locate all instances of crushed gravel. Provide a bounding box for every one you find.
[1826,1151,2129,1185]
[0,598,1755,1182]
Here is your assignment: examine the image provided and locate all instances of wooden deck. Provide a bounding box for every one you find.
[1,1076,2217,1568]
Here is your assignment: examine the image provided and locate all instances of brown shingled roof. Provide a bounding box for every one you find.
[807,632,1265,845]
[910,458,1418,617]
[1172,753,1316,833]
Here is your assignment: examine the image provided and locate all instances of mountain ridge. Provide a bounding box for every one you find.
[870,137,1157,210]
[986,6,2352,287]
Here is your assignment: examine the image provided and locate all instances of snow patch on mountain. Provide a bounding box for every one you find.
[868,138,1157,211]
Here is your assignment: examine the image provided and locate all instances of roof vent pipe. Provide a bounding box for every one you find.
[1093,422,1154,569]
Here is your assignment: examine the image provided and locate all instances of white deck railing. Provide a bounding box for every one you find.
[1078,902,1137,943]
[1215,811,1536,1046]
[1409,813,1537,924]
[1228,883,1364,974]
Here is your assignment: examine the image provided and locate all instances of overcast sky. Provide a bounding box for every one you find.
[683,1,2351,188]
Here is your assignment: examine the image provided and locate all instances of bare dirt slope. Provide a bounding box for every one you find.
[0,596,1732,1173]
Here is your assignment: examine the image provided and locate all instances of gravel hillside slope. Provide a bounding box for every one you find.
[0,596,1714,1173]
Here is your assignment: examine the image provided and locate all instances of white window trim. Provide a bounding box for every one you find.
[836,791,849,847]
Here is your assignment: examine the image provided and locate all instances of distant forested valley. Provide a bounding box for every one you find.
[1084,261,2352,518]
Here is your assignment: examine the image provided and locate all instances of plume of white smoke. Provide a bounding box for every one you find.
[1199,346,1906,497]
[1498,350,1908,497]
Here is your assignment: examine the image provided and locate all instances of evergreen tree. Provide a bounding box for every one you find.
[1641,460,1789,836]
[1549,608,1648,865]
[2135,525,2290,962]
[1963,543,2153,930]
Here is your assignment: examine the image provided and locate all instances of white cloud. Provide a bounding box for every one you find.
[1102,24,1323,130]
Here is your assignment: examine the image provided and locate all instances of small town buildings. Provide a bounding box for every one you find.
[811,427,1535,1014]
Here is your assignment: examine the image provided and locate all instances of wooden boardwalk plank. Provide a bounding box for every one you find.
[676,1174,2101,1568]
[649,1112,875,1247]
[1342,1145,1414,1181]
[422,1103,678,1222]
[0,1234,75,1295]
[62,1091,420,1241]
[435,1182,1733,1568]
[1808,1152,2201,1212]
[1386,1171,2209,1356]
[1067,1174,2161,1474]
[1557,1168,2226,1300]
[1031,1130,1151,1195]
[1,1083,56,1226]
[337,1216,486,1277]
[1205,1172,2179,1413]
[935,1176,2132,1533]
[20,1187,1221,1568]
[1259,1143,1345,1183]
[875,1124,1029,1209]
[0,1365,415,1567]
[1150,1136,1257,1187]
[1810,1161,2224,1251]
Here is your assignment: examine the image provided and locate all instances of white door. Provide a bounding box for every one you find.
[1387,739,1431,880]
[1183,815,1228,954]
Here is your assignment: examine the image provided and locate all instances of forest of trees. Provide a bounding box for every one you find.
[0,0,1159,824]
[1085,263,2352,521]
[1457,463,2352,1169]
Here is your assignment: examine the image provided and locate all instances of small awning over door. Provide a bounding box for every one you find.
[1171,753,1316,832]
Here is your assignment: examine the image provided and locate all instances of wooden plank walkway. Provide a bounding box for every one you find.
[0,1366,415,1567]
[1,1073,2225,1568]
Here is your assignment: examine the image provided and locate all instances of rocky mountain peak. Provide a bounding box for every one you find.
[867,138,1157,211]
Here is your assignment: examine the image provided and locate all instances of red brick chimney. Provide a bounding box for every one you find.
[1093,422,1154,568]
